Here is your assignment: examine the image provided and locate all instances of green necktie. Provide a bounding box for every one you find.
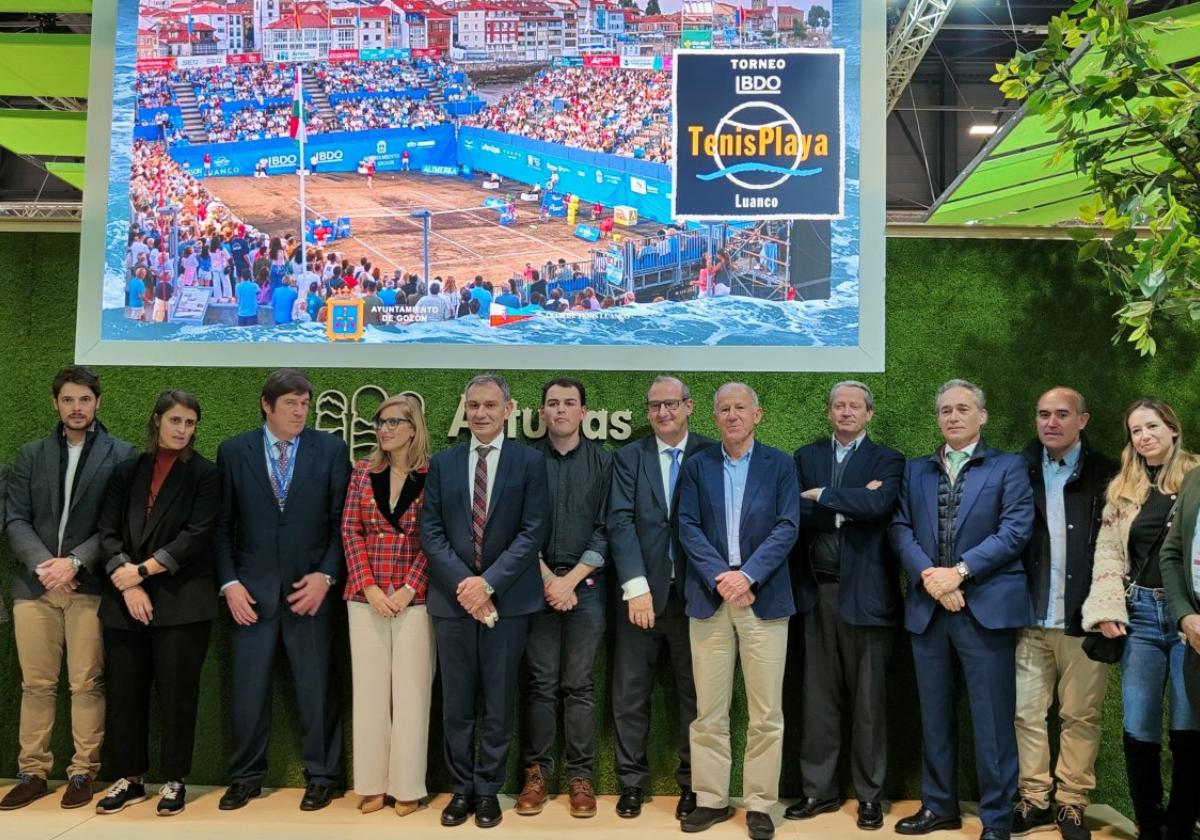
[946,449,969,485]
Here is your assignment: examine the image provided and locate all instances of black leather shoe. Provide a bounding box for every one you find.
[676,788,698,820]
[785,797,842,820]
[748,810,776,840]
[474,794,502,828]
[896,807,963,835]
[218,782,261,811]
[681,805,734,833]
[616,786,643,818]
[858,801,884,830]
[441,794,474,826]
[981,830,1011,840]
[300,781,342,811]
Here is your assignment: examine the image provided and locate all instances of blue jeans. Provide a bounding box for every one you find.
[1121,585,1199,742]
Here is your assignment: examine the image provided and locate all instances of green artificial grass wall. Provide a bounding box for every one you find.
[3,232,1200,817]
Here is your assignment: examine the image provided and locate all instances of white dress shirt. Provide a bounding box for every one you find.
[468,432,505,514]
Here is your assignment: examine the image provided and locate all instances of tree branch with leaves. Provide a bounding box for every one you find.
[991,0,1199,356]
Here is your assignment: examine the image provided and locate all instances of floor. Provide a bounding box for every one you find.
[0,782,1136,840]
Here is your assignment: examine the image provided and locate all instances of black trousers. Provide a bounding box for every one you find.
[103,620,212,781]
[611,588,697,790]
[433,613,529,796]
[800,580,891,802]
[228,608,342,785]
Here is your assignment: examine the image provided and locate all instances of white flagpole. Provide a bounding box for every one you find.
[297,63,307,274]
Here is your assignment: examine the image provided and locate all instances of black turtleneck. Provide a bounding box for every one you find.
[1128,466,1172,588]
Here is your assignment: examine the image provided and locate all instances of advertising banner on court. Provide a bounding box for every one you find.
[175,54,224,70]
[672,49,844,221]
[328,49,361,62]
[226,52,262,65]
[681,29,713,48]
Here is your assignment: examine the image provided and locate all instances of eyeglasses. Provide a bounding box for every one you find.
[373,417,413,430]
[647,399,686,413]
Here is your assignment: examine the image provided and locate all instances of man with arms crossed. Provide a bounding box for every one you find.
[2,366,135,810]
[216,369,351,812]
[890,379,1035,840]
[787,380,905,830]
[421,374,547,829]
[516,377,612,819]
[608,376,713,820]
[1013,388,1116,840]
[677,383,799,840]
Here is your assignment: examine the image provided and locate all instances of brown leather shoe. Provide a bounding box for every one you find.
[0,774,49,810]
[514,765,548,816]
[568,777,597,818]
[60,775,93,809]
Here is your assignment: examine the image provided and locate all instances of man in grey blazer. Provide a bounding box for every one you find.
[1,366,135,811]
[608,375,714,820]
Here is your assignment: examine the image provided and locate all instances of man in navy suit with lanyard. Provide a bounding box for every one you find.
[889,379,1035,840]
[214,369,350,813]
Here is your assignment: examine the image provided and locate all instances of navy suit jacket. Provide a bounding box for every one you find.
[889,443,1035,634]
[793,435,906,625]
[214,427,351,619]
[677,440,799,621]
[420,438,548,619]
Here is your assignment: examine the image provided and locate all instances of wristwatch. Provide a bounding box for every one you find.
[322,574,337,587]
[68,554,83,571]
[137,564,150,579]
[482,579,495,596]
[954,561,971,579]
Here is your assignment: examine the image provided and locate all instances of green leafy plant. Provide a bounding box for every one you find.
[991,0,1199,356]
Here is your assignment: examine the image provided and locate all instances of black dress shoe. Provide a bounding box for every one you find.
[474,794,502,828]
[676,788,698,820]
[300,781,343,811]
[681,805,734,833]
[785,796,842,820]
[896,807,963,835]
[218,782,262,811]
[857,801,884,830]
[981,830,1011,840]
[441,794,474,826]
[748,810,776,840]
[616,786,644,818]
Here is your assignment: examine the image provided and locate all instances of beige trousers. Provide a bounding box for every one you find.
[12,592,105,779]
[689,603,789,812]
[1014,627,1108,808]
[348,600,436,800]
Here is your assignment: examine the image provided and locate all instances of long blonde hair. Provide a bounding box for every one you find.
[366,393,430,474]
[1105,398,1199,509]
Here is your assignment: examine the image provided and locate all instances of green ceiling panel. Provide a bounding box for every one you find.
[0,1,91,11]
[45,161,85,190]
[928,2,1200,227]
[0,109,86,156]
[0,34,90,98]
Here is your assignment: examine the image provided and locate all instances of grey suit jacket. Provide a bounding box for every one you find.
[4,424,136,600]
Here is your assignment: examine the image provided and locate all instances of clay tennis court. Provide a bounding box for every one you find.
[209,170,661,281]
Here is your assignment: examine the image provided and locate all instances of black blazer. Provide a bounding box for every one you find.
[608,432,715,616]
[792,435,906,626]
[213,427,351,619]
[97,452,221,630]
[420,438,548,619]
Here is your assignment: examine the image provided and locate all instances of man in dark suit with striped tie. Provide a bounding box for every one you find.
[421,373,548,829]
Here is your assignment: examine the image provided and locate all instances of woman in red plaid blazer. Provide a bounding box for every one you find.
[341,393,434,818]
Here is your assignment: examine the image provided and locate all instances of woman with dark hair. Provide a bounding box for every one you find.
[93,390,220,817]
[1082,399,1200,840]
[341,394,434,817]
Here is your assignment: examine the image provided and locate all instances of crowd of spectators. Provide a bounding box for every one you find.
[187,63,292,109]
[136,72,177,109]
[330,96,447,132]
[202,102,331,143]
[463,67,672,161]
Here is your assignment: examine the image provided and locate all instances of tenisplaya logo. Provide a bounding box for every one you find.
[672,49,845,221]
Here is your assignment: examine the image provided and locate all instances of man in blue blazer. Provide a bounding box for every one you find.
[214,369,351,812]
[420,374,548,829]
[889,380,1035,840]
[677,383,798,840]
[787,380,905,830]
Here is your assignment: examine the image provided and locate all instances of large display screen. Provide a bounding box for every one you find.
[77,0,884,370]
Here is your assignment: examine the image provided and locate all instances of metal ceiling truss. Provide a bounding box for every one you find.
[885,0,959,115]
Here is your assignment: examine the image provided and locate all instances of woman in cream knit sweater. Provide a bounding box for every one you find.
[1081,399,1200,840]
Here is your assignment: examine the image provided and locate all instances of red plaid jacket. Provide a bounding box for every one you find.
[340,461,429,603]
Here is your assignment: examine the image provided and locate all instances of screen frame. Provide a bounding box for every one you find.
[76,0,886,372]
